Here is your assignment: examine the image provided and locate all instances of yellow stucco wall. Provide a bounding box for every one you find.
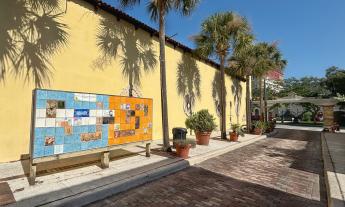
[0,0,246,162]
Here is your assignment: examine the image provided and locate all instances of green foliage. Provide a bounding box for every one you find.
[185,109,217,132]
[253,121,266,130]
[325,66,345,95]
[231,124,245,137]
[302,111,312,122]
[277,77,331,98]
[173,138,196,148]
[194,12,250,61]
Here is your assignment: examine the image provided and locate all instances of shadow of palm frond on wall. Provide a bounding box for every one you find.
[212,71,227,117]
[231,77,243,124]
[0,0,69,88]
[92,17,157,97]
[176,53,201,116]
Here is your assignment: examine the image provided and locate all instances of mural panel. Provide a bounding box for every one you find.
[32,89,153,158]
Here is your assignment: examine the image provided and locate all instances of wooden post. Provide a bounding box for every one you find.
[101,151,110,169]
[29,163,37,185]
[146,143,151,157]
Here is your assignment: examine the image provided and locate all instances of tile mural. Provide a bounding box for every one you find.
[32,89,153,158]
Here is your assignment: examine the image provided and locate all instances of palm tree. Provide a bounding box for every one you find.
[118,0,200,151]
[194,12,250,139]
[253,42,287,122]
[228,34,255,131]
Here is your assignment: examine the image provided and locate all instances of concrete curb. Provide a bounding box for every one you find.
[321,133,345,207]
[10,134,266,207]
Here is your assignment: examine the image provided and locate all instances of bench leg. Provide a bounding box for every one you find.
[146,143,151,157]
[101,151,110,169]
[29,164,37,185]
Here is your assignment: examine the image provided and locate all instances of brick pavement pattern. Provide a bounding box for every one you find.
[88,129,326,207]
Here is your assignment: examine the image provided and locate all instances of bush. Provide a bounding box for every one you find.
[185,109,217,132]
[302,111,312,122]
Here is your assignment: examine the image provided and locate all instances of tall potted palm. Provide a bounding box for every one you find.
[118,0,200,151]
[193,12,250,140]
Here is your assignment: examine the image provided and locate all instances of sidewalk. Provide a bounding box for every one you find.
[0,132,265,207]
[276,124,345,133]
[321,132,345,207]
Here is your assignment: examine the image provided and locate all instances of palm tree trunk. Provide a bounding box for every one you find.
[129,72,133,97]
[159,5,171,151]
[220,56,227,139]
[259,76,264,121]
[245,75,251,132]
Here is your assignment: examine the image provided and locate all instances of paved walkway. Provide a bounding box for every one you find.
[322,132,345,207]
[88,129,327,207]
[0,132,263,206]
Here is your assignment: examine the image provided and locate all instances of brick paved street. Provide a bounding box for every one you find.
[87,129,326,207]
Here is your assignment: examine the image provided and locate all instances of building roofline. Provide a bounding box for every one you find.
[82,0,246,82]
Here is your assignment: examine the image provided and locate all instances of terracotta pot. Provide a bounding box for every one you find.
[254,128,262,135]
[229,132,238,142]
[175,144,191,159]
[195,131,211,145]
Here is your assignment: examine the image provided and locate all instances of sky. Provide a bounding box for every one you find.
[103,0,345,78]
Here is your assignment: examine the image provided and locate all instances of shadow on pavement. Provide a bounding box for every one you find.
[87,166,325,207]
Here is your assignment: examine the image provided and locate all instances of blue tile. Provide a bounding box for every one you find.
[55,127,65,137]
[74,109,89,117]
[36,99,46,109]
[66,92,74,100]
[81,102,89,109]
[45,127,55,136]
[103,95,109,103]
[44,146,54,156]
[73,126,82,134]
[87,141,97,149]
[47,91,59,99]
[35,128,46,138]
[56,91,67,100]
[88,125,96,133]
[74,134,81,143]
[36,90,47,99]
[63,135,74,144]
[55,136,64,145]
[34,136,45,146]
[65,99,74,109]
[96,95,103,102]
[103,101,109,109]
[74,101,83,109]
[33,146,45,158]
[64,143,81,153]
[101,138,108,147]
[89,102,97,110]
[81,142,89,150]
[81,126,88,133]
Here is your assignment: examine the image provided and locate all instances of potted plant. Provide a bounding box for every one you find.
[229,124,245,142]
[173,139,196,159]
[253,121,266,135]
[185,109,217,145]
[265,121,275,133]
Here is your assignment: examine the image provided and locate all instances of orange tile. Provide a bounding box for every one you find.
[109,101,116,109]
[115,115,121,123]
[108,124,114,139]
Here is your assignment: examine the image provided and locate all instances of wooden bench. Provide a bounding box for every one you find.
[29,141,151,185]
